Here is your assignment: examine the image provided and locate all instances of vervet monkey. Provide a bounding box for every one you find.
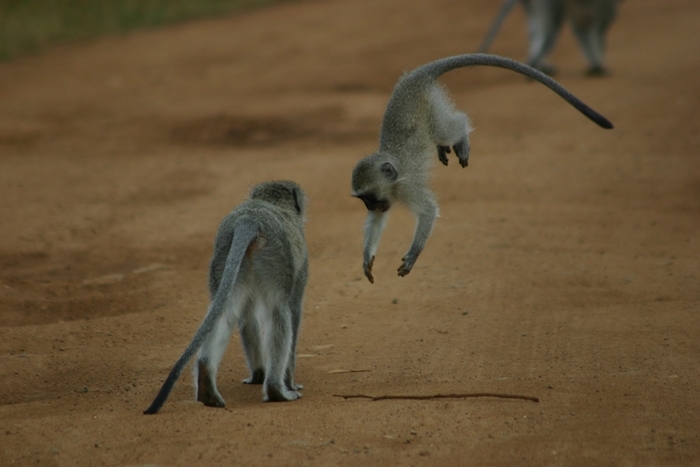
[351,54,613,283]
[477,0,621,76]
[144,181,308,414]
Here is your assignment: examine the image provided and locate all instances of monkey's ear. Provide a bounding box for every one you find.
[380,162,398,182]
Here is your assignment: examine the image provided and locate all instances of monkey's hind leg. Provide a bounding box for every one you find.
[194,305,238,408]
[196,359,225,407]
[525,0,565,75]
[239,300,265,385]
[429,86,472,168]
[284,276,306,392]
[260,303,301,402]
[437,138,470,168]
[571,25,609,76]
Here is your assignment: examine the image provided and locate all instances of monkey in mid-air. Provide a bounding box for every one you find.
[477,0,621,76]
[351,53,613,283]
[144,180,308,414]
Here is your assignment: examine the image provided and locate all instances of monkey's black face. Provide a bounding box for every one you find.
[355,193,391,212]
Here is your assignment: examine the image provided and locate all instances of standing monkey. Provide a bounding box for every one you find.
[144,180,308,414]
[351,54,613,283]
[477,0,621,76]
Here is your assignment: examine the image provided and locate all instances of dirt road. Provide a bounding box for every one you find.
[1,0,698,465]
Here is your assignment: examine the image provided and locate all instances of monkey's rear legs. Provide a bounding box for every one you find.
[285,278,306,392]
[572,26,608,76]
[239,314,265,385]
[240,311,303,392]
[261,304,301,402]
[525,0,565,75]
[196,360,225,407]
[194,312,235,407]
[437,137,470,168]
[430,87,472,168]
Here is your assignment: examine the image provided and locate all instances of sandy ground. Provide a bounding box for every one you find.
[0,0,698,465]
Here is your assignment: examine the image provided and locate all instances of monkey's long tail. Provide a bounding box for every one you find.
[143,222,259,415]
[420,54,614,129]
[476,0,520,53]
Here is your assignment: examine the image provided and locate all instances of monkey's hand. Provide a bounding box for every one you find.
[453,138,470,168]
[437,145,451,166]
[363,255,375,284]
[397,254,417,277]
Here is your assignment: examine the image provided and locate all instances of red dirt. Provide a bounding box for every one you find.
[1,0,698,465]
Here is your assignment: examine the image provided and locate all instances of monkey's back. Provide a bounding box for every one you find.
[211,200,307,301]
[380,72,434,155]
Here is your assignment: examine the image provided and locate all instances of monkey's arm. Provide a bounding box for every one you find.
[398,199,438,277]
[362,210,389,283]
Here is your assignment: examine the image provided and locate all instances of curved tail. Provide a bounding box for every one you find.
[414,53,614,129]
[143,221,259,414]
[476,0,520,53]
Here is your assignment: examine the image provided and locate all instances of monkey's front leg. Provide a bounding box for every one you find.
[398,202,437,277]
[363,210,389,283]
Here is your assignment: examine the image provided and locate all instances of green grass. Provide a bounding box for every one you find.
[0,0,288,60]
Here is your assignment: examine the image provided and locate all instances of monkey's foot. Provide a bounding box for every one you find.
[285,370,303,390]
[263,383,302,402]
[243,369,265,384]
[437,145,451,166]
[286,381,303,391]
[452,138,470,168]
[585,65,609,77]
[197,361,226,407]
[196,378,225,407]
[197,380,225,407]
[197,390,226,408]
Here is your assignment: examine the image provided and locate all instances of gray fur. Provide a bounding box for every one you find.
[479,0,621,75]
[351,53,613,282]
[144,180,308,414]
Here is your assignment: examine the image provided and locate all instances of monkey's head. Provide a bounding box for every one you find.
[250,180,307,218]
[351,154,397,212]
